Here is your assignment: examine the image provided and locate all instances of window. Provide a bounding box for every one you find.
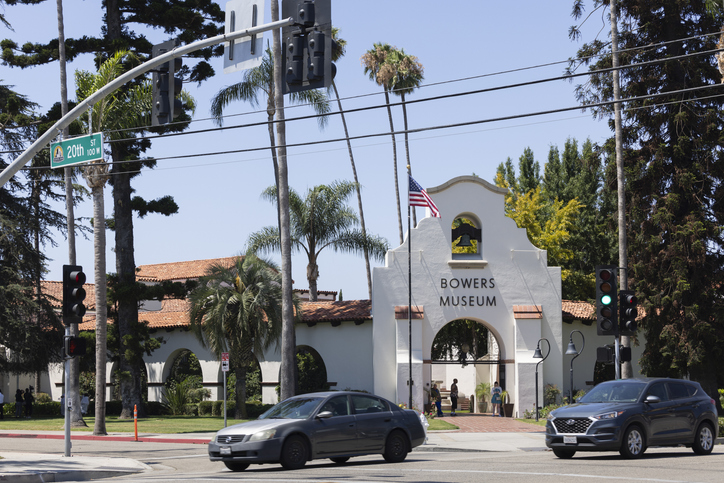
[647,382,669,401]
[352,395,388,414]
[320,395,350,417]
[667,382,689,400]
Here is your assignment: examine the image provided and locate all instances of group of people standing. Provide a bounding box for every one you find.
[0,387,35,419]
[429,380,504,417]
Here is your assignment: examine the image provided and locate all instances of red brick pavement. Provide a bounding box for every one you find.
[434,413,545,433]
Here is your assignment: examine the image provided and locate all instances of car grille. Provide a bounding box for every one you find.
[216,434,246,444]
[553,418,592,434]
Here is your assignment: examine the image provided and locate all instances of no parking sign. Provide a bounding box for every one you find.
[222,352,229,372]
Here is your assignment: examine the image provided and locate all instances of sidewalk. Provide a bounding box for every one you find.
[0,415,547,482]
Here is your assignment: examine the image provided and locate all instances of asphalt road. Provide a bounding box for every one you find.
[6,437,724,483]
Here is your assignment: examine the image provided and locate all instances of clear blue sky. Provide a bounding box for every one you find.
[2,0,612,301]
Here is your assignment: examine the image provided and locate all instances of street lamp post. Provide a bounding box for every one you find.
[532,338,550,421]
[565,330,585,404]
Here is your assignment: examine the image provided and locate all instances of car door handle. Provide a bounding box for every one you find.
[384,418,391,422]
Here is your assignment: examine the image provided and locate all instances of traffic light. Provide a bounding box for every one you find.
[64,336,87,358]
[152,39,183,126]
[63,264,86,324]
[596,346,613,363]
[619,290,638,336]
[595,265,618,336]
[281,0,334,94]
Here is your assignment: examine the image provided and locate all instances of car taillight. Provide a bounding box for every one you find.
[711,398,716,405]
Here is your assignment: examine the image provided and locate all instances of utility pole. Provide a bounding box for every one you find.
[610,0,632,379]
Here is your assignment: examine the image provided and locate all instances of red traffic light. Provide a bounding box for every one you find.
[63,265,87,323]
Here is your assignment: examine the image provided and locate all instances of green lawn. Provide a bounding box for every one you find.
[0,414,460,433]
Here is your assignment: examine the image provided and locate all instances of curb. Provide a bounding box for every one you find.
[0,433,211,445]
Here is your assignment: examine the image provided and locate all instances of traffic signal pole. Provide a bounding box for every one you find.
[0,17,294,187]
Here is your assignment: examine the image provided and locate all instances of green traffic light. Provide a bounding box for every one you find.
[601,294,612,305]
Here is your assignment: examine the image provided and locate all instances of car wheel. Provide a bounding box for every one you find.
[552,448,576,459]
[223,461,250,471]
[330,456,350,464]
[693,422,714,455]
[280,435,309,470]
[383,430,409,463]
[619,425,646,459]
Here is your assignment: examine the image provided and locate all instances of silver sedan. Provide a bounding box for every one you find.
[208,391,426,471]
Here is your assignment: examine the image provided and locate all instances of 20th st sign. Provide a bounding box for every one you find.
[51,133,103,169]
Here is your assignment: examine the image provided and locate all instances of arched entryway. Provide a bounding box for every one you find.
[428,318,505,414]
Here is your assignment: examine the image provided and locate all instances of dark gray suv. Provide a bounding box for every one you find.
[546,378,718,459]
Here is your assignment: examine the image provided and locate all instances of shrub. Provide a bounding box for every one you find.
[163,378,193,415]
[35,392,52,403]
[544,384,561,406]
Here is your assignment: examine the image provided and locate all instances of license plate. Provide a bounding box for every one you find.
[563,436,577,444]
[220,446,232,455]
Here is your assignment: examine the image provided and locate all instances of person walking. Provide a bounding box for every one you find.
[491,381,502,417]
[0,388,4,419]
[24,387,34,418]
[449,378,459,416]
[431,384,443,417]
[15,389,24,417]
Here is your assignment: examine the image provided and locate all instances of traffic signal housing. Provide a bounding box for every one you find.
[281,0,335,94]
[619,290,638,336]
[152,39,183,126]
[63,264,86,324]
[64,336,87,358]
[595,265,618,336]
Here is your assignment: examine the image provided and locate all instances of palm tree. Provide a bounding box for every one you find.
[379,49,424,227]
[361,43,403,245]
[188,254,287,419]
[210,47,330,184]
[330,29,373,299]
[75,50,155,435]
[248,181,389,301]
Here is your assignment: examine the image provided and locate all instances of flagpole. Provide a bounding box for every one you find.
[407,169,413,410]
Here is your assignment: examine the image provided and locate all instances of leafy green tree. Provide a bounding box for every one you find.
[361,42,404,245]
[210,47,330,182]
[248,181,389,301]
[432,320,489,365]
[517,147,540,194]
[570,0,724,402]
[188,254,288,419]
[379,47,424,226]
[0,81,65,378]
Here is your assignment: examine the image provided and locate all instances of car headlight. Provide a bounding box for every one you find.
[546,413,556,420]
[592,410,625,420]
[249,429,277,442]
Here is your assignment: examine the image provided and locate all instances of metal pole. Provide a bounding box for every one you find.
[0,17,294,187]
[63,328,71,457]
[408,178,413,410]
[223,370,227,428]
[535,365,539,421]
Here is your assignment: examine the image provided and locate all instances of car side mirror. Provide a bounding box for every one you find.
[317,411,333,419]
[645,395,661,404]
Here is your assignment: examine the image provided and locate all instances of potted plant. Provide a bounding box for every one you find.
[475,382,491,413]
[501,390,514,417]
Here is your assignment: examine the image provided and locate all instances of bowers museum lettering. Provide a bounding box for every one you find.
[439,278,497,307]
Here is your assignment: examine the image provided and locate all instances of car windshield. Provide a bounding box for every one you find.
[579,382,646,403]
[258,396,324,420]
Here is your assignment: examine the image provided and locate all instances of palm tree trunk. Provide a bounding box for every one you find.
[401,91,416,227]
[87,175,108,435]
[112,153,144,419]
[332,81,372,298]
[385,88,403,245]
[272,0,297,401]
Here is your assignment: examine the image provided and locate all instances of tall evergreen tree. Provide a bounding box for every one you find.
[571,0,724,401]
[2,0,224,418]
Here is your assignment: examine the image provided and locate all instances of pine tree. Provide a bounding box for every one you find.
[571,0,724,401]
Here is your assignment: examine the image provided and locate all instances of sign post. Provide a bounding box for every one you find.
[222,352,229,427]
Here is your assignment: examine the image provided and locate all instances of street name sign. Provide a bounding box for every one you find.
[51,133,103,169]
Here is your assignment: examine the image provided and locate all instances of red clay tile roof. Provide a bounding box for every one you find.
[78,299,372,331]
[562,300,595,322]
[41,281,96,311]
[136,257,240,282]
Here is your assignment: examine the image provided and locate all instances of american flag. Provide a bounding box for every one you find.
[409,175,440,218]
